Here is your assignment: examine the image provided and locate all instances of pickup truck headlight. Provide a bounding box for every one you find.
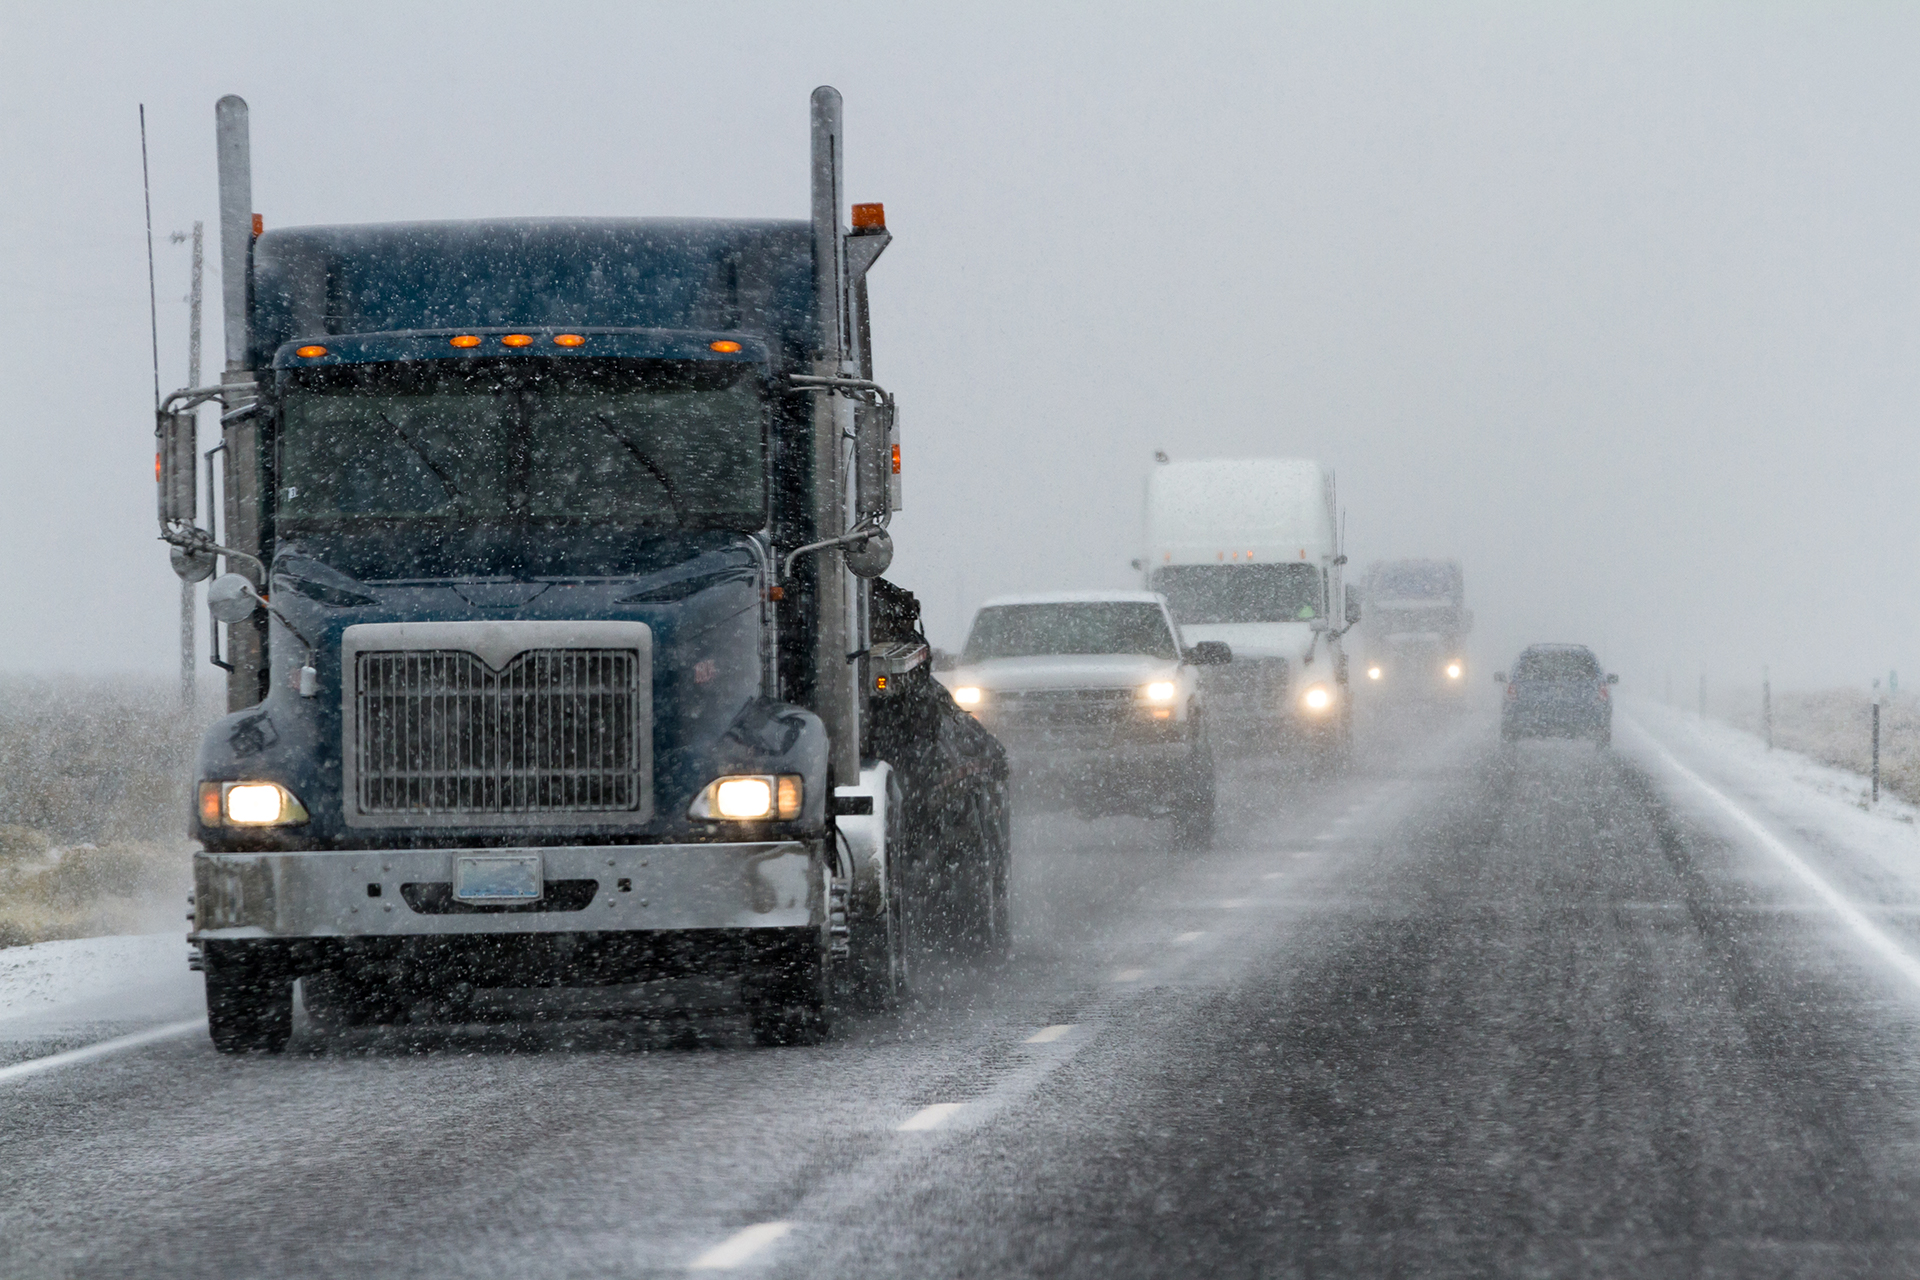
[951,686,983,707]
[1445,662,1463,680]
[1142,681,1177,703]
[690,774,803,821]
[200,781,309,827]
[1300,684,1334,713]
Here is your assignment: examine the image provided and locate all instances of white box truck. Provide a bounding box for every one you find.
[1142,458,1358,763]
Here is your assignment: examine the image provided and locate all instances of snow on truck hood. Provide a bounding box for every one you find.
[1177,620,1317,662]
[940,653,1178,692]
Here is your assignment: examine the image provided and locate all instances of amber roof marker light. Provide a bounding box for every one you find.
[851,203,886,231]
[709,340,743,353]
[295,344,328,358]
[501,333,534,348]
[449,335,482,349]
[553,333,586,347]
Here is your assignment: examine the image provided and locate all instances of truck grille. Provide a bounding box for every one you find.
[353,649,644,817]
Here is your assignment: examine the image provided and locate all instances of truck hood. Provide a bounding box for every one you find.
[942,653,1177,692]
[1177,621,1317,662]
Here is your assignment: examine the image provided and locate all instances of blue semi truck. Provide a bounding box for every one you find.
[156,89,1008,1052]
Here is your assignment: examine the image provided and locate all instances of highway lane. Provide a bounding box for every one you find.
[7,710,1920,1276]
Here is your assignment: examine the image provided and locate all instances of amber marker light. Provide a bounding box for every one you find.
[295,344,328,358]
[851,202,886,230]
[553,333,586,347]
[709,340,743,354]
[501,333,534,348]
[450,335,482,349]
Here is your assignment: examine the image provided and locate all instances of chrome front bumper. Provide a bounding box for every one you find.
[191,841,822,941]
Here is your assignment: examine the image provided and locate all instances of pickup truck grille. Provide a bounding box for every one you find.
[353,649,644,818]
[991,688,1136,728]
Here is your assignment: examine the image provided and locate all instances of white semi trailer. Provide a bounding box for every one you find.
[1142,458,1358,764]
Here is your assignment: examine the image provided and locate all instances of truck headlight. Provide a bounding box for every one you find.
[1143,680,1177,703]
[200,781,309,827]
[1445,662,1463,680]
[1367,666,1382,680]
[951,686,983,707]
[1301,685,1334,713]
[690,774,803,821]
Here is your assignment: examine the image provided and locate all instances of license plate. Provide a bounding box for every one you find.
[452,855,544,905]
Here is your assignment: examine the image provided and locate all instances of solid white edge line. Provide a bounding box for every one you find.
[1113,967,1147,982]
[1637,728,1920,993]
[1024,1024,1074,1044]
[688,1220,794,1270]
[896,1102,963,1132]
[0,1018,206,1086]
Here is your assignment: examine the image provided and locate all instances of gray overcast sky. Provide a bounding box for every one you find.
[1,2,1915,689]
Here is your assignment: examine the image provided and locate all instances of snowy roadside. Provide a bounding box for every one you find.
[0,934,201,1051]
[1625,698,1920,911]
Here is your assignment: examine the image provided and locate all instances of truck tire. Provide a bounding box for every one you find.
[746,941,832,1046]
[205,956,293,1055]
[1173,727,1216,850]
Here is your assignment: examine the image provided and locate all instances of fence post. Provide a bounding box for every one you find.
[1872,684,1881,804]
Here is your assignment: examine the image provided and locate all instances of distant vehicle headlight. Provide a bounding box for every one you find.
[1367,666,1383,680]
[690,775,803,821]
[1143,680,1177,703]
[202,781,309,827]
[1445,662,1463,680]
[951,686,983,707]
[1301,685,1334,713]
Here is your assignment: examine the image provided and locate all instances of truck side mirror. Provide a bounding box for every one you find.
[207,572,263,624]
[1344,595,1363,626]
[1186,640,1232,667]
[853,397,896,522]
[1493,671,1507,683]
[842,527,893,579]
[156,410,196,532]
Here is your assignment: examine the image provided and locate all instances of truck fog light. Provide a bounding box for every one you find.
[1143,681,1177,703]
[1301,685,1333,713]
[1446,662,1463,679]
[216,781,309,827]
[691,775,804,821]
[951,686,983,707]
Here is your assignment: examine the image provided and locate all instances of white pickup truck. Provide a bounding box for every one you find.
[939,591,1229,848]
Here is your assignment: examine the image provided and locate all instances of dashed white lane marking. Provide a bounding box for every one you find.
[1113,967,1148,982]
[1172,931,1206,944]
[1219,898,1252,909]
[688,1221,794,1270]
[0,1018,205,1087]
[1024,1024,1075,1044]
[897,1103,964,1132]
[1639,730,1920,993]
[1262,871,1287,881]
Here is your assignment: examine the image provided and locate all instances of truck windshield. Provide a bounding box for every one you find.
[962,603,1179,662]
[1152,563,1322,625]
[277,360,765,531]
[1370,562,1458,599]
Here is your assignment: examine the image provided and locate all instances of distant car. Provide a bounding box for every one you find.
[940,591,1230,847]
[1496,644,1617,746]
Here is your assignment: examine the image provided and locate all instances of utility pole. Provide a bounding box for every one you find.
[1762,665,1773,751]
[169,223,204,707]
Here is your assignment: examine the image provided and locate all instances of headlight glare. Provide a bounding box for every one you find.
[691,774,804,821]
[1302,685,1334,712]
[1367,666,1382,680]
[1144,680,1177,703]
[1445,662,1463,679]
[952,686,983,707]
[212,781,309,827]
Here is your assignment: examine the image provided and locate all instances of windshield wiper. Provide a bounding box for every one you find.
[591,413,689,526]
[376,411,467,511]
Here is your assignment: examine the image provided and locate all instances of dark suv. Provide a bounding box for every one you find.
[1496,644,1617,747]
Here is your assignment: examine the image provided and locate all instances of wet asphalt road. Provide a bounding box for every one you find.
[6,707,1920,1278]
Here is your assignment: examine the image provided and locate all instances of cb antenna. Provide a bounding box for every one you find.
[140,104,161,411]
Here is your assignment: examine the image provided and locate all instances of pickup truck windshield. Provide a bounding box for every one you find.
[1153,563,1322,625]
[963,602,1179,662]
[277,360,765,531]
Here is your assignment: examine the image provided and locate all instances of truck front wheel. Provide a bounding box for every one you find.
[204,949,293,1055]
